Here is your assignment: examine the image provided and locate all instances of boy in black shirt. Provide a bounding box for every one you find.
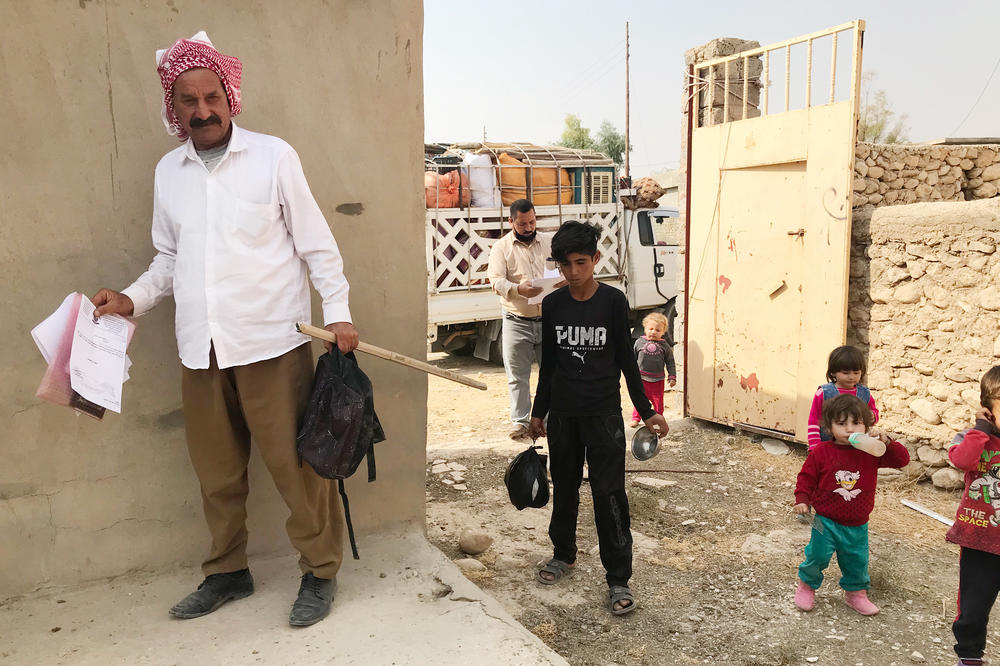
[528,220,669,615]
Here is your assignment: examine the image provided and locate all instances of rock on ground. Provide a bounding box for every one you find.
[459,530,494,555]
[454,558,487,572]
[931,467,964,490]
[760,438,790,456]
[631,476,677,490]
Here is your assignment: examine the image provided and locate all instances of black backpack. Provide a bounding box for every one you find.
[504,445,549,510]
[296,349,385,559]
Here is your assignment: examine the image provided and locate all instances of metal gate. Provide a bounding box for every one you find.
[684,21,865,441]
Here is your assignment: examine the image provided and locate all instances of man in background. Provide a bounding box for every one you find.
[487,199,554,440]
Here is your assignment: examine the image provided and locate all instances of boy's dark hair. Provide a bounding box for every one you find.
[821,394,874,432]
[826,345,866,383]
[551,220,600,261]
[509,198,534,220]
[980,366,1000,408]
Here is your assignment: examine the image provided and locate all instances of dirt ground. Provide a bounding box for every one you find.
[424,352,994,666]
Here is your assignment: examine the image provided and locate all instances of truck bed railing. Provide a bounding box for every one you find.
[427,203,622,293]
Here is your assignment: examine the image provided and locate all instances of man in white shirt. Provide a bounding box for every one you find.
[91,32,356,627]
[486,199,556,440]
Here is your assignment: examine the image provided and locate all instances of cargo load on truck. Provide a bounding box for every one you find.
[424,142,618,210]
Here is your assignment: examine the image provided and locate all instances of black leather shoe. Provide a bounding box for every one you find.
[168,569,254,619]
[289,573,336,627]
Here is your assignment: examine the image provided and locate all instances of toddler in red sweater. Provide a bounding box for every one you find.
[946,365,1000,666]
[793,394,909,615]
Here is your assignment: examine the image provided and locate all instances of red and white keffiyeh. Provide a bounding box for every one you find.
[155,31,242,140]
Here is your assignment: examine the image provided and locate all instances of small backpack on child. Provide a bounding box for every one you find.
[817,382,871,442]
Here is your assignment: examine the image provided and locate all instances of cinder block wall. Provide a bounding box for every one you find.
[847,199,1000,482]
[0,0,425,598]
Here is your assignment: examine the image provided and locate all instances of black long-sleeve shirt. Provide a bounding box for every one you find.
[531,283,654,421]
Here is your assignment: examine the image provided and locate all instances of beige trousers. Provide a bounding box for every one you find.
[181,343,345,579]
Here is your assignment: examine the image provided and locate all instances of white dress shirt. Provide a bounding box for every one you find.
[122,122,352,370]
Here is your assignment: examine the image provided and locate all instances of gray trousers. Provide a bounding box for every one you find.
[502,313,543,427]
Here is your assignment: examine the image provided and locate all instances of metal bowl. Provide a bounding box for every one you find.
[630,425,661,461]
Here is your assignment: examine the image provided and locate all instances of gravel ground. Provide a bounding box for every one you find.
[424,352,992,665]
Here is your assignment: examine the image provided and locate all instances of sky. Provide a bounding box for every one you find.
[423,0,1000,178]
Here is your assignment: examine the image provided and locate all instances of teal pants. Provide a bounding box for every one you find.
[798,515,870,591]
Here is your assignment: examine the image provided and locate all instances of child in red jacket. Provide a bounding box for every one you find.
[946,366,1000,666]
[793,394,910,615]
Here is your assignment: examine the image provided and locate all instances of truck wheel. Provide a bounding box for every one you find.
[489,331,504,366]
[447,342,474,357]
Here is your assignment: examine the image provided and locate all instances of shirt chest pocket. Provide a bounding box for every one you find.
[228,198,282,247]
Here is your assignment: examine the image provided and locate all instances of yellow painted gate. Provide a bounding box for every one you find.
[685,21,865,441]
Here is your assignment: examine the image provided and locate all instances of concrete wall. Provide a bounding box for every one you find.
[847,199,1000,485]
[0,0,425,598]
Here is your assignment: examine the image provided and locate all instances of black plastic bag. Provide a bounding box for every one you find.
[297,349,385,482]
[504,445,549,510]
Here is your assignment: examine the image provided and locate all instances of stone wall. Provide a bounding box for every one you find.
[847,198,1000,485]
[853,143,1000,208]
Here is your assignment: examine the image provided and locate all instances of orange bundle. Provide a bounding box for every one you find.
[424,170,471,208]
[496,153,572,206]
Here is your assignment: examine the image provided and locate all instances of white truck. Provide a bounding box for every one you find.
[424,142,680,362]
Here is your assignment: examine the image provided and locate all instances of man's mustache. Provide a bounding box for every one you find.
[189,114,222,128]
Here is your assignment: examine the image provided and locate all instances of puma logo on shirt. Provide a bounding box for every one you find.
[555,325,607,347]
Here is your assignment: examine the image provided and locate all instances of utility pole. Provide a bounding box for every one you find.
[483,125,487,143]
[625,21,630,181]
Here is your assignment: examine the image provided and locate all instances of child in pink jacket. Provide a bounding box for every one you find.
[806,345,879,449]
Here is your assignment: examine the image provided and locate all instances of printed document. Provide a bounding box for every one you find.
[68,298,130,413]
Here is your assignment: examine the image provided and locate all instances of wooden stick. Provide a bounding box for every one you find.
[624,468,713,474]
[296,322,487,391]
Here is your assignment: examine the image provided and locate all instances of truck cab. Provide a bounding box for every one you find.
[626,207,681,344]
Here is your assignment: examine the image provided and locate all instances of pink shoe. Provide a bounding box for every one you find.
[794,581,815,611]
[844,589,879,615]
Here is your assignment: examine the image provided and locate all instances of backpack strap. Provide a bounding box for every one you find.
[820,382,839,400]
[818,383,838,442]
[338,479,360,560]
[367,444,376,483]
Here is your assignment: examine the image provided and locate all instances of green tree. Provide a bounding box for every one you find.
[858,72,908,144]
[557,115,631,166]
[594,120,628,166]
[558,114,595,150]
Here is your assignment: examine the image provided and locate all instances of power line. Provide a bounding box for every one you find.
[560,45,627,104]
[559,39,626,96]
[561,52,626,107]
[950,53,1000,137]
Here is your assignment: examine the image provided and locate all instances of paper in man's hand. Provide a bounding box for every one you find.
[527,268,563,305]
[33,293,136,417]
[69,298,130,413]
